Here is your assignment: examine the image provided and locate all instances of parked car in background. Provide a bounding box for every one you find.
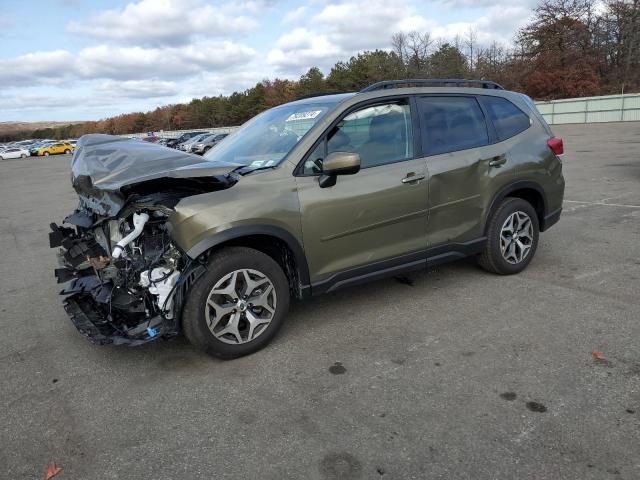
[178,133,211,152]
[190,133,229,155]
[37,142,74,156]
[166,132,204,149]
[30,141,54,156]
[0,147,30,160]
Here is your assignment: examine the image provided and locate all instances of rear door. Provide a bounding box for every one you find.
[416,95,513,247]
[295,98,428,285]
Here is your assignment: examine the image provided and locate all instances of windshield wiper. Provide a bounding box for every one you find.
[231,165,278,176]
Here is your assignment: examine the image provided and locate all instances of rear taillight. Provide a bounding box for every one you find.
[547,137,564,155]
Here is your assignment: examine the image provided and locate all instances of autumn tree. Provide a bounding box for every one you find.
[515,0,602,98]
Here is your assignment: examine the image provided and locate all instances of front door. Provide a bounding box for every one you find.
[295,99,429,287]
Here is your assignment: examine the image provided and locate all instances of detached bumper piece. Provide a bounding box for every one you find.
[62,275,166,346]
[64,295,163,346]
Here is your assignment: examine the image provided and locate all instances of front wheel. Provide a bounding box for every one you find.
[64,149,70,154]
[182,246,290,359]
[477,197,539,275]
[44,151,50,156]
[20,154,26,158]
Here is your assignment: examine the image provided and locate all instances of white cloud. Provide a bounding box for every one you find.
[0,50,75,86]
[438,0,537,7]
[267,27,343,73]
[76,42,255,80]
[431,5,533,45]
[267,0,439,73]
[67,0,258,46]
[282,6,309,24]
[313,0,433,51]
[97,79,179,98]
[0,41,255,87]
[267,0,532,74]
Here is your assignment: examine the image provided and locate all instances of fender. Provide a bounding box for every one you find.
[186,224,311,288]
[485,180,549,232]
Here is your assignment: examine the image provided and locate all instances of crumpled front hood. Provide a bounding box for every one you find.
[72,134,240,191]
[70,134,241,217]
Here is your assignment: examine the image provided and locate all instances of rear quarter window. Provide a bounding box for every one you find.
[479,96,531,141]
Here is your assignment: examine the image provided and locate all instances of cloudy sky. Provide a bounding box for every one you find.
[0,0,536,122]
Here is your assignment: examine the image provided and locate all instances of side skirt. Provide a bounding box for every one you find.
[310,237,486,295]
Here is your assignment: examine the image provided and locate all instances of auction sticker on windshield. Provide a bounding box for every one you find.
[286,110,322,122]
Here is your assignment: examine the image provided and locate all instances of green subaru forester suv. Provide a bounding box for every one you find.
[50,79,564,358]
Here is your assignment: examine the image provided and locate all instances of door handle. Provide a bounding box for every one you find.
[488,155,507,167]
[402,173,425,184]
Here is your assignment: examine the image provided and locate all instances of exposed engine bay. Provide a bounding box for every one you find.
[50,134,240,345]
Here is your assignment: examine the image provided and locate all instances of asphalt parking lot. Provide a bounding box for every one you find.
[1,122,639,479]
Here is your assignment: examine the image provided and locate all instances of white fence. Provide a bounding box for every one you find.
[535,93,640,125]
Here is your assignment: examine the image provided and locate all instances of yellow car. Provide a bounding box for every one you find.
[38,142,74,156]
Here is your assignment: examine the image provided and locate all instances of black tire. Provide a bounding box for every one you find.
[203,146,211,153]
[20,154,26,158]
[182,246,290,359]
[64,149,71,154]
[477,197,539,275]
[44,151,50,156]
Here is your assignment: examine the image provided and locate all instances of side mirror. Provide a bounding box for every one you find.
[319,151,361,188]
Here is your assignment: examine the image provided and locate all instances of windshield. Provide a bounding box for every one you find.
[203,98,345,167]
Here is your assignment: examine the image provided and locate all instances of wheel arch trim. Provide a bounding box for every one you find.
[185,225,311,288]
[485,180,549,232]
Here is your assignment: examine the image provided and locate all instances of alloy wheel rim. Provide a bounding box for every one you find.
[500,211,533,264]
[204,268,276,345]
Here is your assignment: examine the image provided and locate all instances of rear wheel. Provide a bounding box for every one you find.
[478,197,539,275]
[182,246,290,359]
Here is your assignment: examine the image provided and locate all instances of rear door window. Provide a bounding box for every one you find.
[416,96,489,156]
[479,96,531,141]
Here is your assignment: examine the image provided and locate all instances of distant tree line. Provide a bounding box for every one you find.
[8,0,639,141]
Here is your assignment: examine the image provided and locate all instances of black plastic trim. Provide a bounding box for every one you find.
[541,207,562,232]
[485,180,549,233]
[185,225,311,289]
[310,238,486,295]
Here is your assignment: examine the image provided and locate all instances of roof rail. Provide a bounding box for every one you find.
[360,79,504,93]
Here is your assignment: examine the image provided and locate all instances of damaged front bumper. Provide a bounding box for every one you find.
[50,209,204,346]
[49,134,239,346]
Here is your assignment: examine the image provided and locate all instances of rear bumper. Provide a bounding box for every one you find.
[541,207,561,231]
